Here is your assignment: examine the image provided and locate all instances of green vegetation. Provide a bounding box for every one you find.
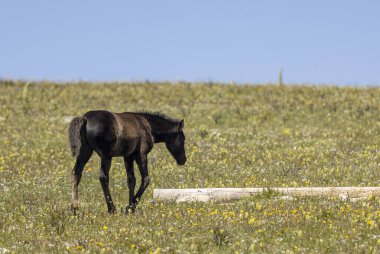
[1,80,380,253]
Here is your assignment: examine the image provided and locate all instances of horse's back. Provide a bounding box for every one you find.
[83,110,152,157]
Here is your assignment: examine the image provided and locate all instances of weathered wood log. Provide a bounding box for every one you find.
[153,187,380,203]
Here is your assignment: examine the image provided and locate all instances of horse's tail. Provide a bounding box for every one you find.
[68,116,86,157]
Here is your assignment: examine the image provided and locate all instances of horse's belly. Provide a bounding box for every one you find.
[111,137,138,157]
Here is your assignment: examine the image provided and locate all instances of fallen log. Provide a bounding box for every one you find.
[153,187,380,203]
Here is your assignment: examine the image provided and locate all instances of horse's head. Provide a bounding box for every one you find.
[165,119,186,165]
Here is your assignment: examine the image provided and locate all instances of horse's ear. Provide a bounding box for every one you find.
[178,119,184,130]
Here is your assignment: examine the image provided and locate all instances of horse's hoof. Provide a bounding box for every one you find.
[70,205,78,215]
[125,206,135,214]
[108,207,117,214]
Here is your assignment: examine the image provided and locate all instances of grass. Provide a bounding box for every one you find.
[1,80,380,253]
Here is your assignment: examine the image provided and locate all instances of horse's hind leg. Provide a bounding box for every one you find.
[99,157,116,213]
[71,145,93,212]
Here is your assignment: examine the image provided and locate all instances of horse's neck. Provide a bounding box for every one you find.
[142,115,176,142]
[152,133,167,143]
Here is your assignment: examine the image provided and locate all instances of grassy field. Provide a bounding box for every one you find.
[1,80,380,253]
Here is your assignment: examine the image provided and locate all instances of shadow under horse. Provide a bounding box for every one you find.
[68,110,186,213]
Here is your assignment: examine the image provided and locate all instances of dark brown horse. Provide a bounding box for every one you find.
[68,110,186,213]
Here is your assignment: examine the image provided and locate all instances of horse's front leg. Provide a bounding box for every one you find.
[133,154,150,208]
[123,155,136,213]
[99,157,116,213]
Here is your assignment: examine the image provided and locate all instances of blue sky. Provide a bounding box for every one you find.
[0,1,379,85]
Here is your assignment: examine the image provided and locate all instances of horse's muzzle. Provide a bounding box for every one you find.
[177,155,187,165]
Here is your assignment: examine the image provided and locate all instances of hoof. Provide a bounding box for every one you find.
[108,206,117,214]
[70,204,78,215]
[125,205,136,214]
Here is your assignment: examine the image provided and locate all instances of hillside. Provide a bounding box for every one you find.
[1,80,380,252]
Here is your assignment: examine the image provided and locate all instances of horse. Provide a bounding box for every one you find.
[68,110,186,213]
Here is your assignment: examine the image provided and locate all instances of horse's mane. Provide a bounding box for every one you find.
[136,111,178,123]
[135,111,179,134]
